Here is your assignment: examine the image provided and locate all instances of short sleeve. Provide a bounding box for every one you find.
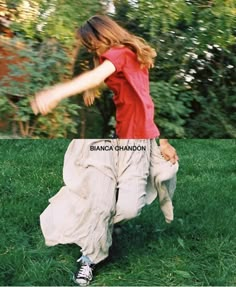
[100,47,126,72]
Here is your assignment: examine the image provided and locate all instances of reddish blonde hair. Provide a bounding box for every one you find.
[77,15,156,69]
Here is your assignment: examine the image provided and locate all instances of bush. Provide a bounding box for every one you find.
[150,81,192,138]
[0,38,80,138]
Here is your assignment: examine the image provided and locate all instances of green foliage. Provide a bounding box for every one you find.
[150,81,192,138]
[0,96,12,119]
[124,0,236,47]
[34,101,79,138]
[126,0,193,38]
[38,0,102,47]
[181,47,236,138]
[8,0,103,47]
[0,38,79,138]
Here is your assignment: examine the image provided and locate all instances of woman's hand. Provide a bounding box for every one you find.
[83,89,100,107]
[159,139,179,164]
[31,85,63,115]
[83,91,95,107]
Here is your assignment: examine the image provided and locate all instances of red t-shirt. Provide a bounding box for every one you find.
[100,46,160,139]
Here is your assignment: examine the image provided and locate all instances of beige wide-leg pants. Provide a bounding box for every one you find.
[40,139,151,264]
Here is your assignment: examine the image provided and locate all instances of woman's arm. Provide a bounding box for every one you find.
[159,139,179,164]
[31,60,115,115]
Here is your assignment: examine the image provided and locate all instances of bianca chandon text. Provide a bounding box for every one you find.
[90,145,147,151]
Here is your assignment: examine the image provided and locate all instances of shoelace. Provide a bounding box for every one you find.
[76,264,93,280]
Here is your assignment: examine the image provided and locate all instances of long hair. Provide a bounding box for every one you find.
[77,15,156,69]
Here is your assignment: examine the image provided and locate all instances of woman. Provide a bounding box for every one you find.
[35,15,179,285]
[31,14,159,139]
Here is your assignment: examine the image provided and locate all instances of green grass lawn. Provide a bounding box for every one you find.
[0,139,235,286]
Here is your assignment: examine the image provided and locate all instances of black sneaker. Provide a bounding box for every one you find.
[74,261,95,286]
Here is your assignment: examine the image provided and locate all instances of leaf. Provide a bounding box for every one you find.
[174,270,191,279]
[177,236,185,249]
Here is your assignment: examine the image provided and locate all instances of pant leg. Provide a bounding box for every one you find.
[40,139,118,264]
[114,140,151,224]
